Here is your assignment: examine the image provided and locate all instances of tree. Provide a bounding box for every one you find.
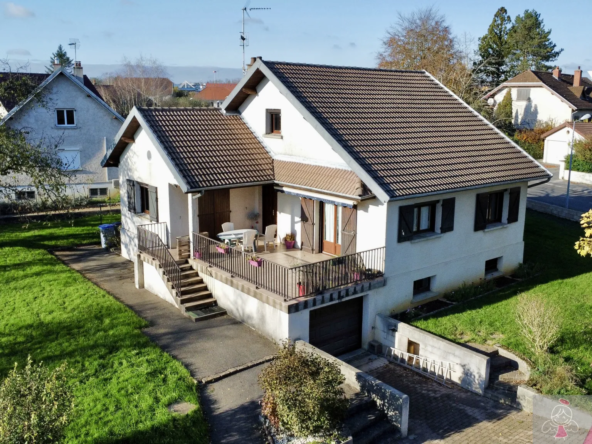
[493,89,514,134]
[507,10,563,76]
[515,293,561,356]
[475,7,513,88]
[575,210,592,258]
[45,45,73,73]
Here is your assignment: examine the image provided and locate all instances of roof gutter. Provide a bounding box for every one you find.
[185,180,275,194]
[527,177,552,188]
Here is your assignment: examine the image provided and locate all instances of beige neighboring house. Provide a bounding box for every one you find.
[0,61,124,201]
[541,122,592,165]
[484,67,592,129]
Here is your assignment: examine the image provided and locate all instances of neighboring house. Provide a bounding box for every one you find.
[541,122,592,165]
[0,61,124,200]
[103,59,551,355]
[484,67,592,129]
[191,83,237,107]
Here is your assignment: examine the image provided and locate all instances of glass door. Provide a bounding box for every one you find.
[322,203,342,255]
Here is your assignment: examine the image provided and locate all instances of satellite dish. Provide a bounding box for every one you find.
[487,98,496,107]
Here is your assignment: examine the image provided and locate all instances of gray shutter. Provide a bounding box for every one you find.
[148,186,158,222]
[300,198,315,253]
[440,198,456,233]
[126,180,136,213]
[474,193,488,231]
[507,187,521,223]
[341,206,357,255]
[398,205,414,242]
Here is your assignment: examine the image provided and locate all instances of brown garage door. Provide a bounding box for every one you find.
[309,297,363,356]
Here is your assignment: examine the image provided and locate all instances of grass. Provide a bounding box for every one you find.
[412,210,592,395]
[0,215,209,443]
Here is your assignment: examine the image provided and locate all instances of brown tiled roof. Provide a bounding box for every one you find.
[0,73,49,112]
[138,107,274,190]
[193,83,237,102]
[274,160,371,198]
[505,70,592,110]
[542,122,592,139]
[257,61,549,198]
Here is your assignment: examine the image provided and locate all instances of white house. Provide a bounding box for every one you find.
[484,67,592,129]
[542,122,592,165]
[0,61,124,200]
[103,58,551,356]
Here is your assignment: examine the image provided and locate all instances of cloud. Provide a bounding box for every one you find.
[7,48,31,56]
[332,44,342,50]
[102,31,114,39]
[349,42,356,48]
[3,2,35,18]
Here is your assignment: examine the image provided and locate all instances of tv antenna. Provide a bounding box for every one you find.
[241,5,270,74]
[68,38,80,64]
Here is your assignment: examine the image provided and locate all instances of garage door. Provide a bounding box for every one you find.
[545,140,569,164]
[309,297,363,356]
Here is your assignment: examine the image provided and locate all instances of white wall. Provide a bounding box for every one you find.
[543,127,584,164]
[168,183,189,245]
[493,87,572,129]
[357,197,387,251]
[277,192,302,246]
[143,261,179,307]
[119,127,182,261]
[239,77,348,168]
[229,186,261,232]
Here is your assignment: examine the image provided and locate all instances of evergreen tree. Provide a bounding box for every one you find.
[474,7,512,88]
[45,45,73,73]
[507,10,562,76]
[494,90,515,135]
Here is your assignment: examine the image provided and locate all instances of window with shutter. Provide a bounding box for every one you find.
[148,186,158,222]
[475,191,505,231]
[126,180,136,213]
[507,187,521,224]
[440,198,455,233]
[398,205,415,242]
[474,193,489,231]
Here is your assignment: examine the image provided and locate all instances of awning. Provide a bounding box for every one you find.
[276,186,356,208]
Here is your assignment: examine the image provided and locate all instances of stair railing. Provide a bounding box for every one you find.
[383,347,454,386]
[138,223,182,293]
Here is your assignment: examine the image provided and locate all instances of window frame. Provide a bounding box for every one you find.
[412,202,437,235]
[413,277,432,296]
[485,258,500,274]
[139,184,150,215]
[266,109,282,135]
[16,190,35,200]
[55,109,76,127]
[57,149,81,171]
[485,191,504,225]
[90,188,108,198]
[516,88,531,102]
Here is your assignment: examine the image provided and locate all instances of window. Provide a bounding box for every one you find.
[89,188,108,197]
[413,203,436,234]
[266,109,281,134]
[485,192,504,225]
[58,149,80,170]
[399,199,449,242]
[56,109,75,126]
[140,185,150,214]
[516,88,531,102]
[413,277,432,296]
[16,190,35,200]
[485,258,500,274]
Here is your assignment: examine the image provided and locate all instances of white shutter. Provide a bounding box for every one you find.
[59,150,81,170]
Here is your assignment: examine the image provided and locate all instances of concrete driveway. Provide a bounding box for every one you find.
[528,165,592,213]
[55,246,277,444]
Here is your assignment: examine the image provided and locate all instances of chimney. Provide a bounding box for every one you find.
[246,57,257,70]
[52,57,61,71]
[573,66,582,87]
[72,61,83,81]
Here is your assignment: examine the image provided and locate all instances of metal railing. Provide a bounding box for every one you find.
[192,232,385,301]
[138,223,181,293]
[384,347,454,386]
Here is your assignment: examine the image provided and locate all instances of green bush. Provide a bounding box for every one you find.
[258,342,348,438]
[565,155,592,173]
[574,136,592,163]
[0,357,74,444]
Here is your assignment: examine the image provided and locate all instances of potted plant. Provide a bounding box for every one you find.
[284,233,295,249]
[248,255,263,267]
[352,266,365,281]
[193,250,202,260]
[297,281,306,297]
[216,243,229,254]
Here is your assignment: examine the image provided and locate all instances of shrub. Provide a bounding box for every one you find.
[513,121,555,160]
[0,356,74,444]
[565,154,592,173]
[529,359,585,395]
[258,342,348,438]
[574,136,592,163]
[443,279,496,303]
[515,293,561,356]
[575,210,592,258]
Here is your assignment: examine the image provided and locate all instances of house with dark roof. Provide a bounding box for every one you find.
[484,67,592,129]
[103,57,551,359]
[1,61,124,200]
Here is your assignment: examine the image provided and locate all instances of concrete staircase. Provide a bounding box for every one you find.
[343,388,400,444]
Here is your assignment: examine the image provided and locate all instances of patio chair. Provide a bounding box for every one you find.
[263,224,277,252]
[240,229,257,253]
[221,222,234,232]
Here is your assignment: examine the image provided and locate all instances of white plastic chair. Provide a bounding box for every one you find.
[241,229,257,253]
[263,224,277,252]
[221,222,234,232]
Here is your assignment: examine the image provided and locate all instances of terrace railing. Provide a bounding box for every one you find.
[138,222,181,293]
[192,232,385,301]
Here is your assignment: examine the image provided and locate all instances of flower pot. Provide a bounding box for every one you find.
[297,283,306,297]
[216,246,229,254]
[249,259,263,267]
[193,251,202,259]
[285,240,295,249]
[353,271,362,281]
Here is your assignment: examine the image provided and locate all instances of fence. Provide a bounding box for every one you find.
[192,232,385,301]
[138,223,181,293]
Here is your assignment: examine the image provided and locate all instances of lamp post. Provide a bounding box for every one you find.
[565,113,592,209]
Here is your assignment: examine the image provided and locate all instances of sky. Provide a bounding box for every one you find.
[1,0,590,82]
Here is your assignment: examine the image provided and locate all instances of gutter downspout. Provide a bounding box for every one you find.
[528,177,552,188]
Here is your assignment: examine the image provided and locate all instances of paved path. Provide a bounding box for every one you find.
[55,245,276,444]
[370,363,533,443]
[528,166,592,213]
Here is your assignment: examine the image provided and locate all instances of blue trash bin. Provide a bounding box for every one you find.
[98,223,118,248]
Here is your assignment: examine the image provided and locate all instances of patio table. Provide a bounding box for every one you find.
[218,229,259,251]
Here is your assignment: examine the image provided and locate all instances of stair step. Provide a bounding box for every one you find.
[178,291,213,304]
[491,355,517,371]
[180,276,203,286]
[180,272,199,280]
[462,343,499,358]
[346,393,374,418]
[183,297,217,311]
[175,259,188,265]
[353,420,399,444]
[179,263,193,270]
[180,283,208,295]
[498,369,528,384]
[186,306,227,322]
[343,408,385,436]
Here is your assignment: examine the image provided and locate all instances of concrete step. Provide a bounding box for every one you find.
[491,355,517,371]
[346,392,374,418]
[179,263,193,270]
[185,305,227,322]
[497,369,528,384]
[462,343,499,358]
[353,420,399,444]
[180,283,208,295]
[182,297,217,311]
[343,407,386,436]
[178,291,213,304]
[175,259,188,265]
[180,276,203,286]
[180,271,199,280]
[178,253,190,259]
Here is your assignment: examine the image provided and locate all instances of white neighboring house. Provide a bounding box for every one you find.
[103,59,551,356]
[484,67,592,129]
[542,122,592,165]
[0,61,124,201]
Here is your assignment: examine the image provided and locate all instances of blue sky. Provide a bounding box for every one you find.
[1,0,589,81]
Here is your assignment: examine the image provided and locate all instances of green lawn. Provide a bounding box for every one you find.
[413,210,592,394]
[0,215,208,443]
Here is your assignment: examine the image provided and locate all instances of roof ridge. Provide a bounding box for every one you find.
[138,106,221,111]
[264,60,426,74]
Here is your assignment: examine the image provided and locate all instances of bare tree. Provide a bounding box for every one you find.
[515,293,561,356]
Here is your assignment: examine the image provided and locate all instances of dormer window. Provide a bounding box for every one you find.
[266,109,281,135]
[56,109,76,127]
